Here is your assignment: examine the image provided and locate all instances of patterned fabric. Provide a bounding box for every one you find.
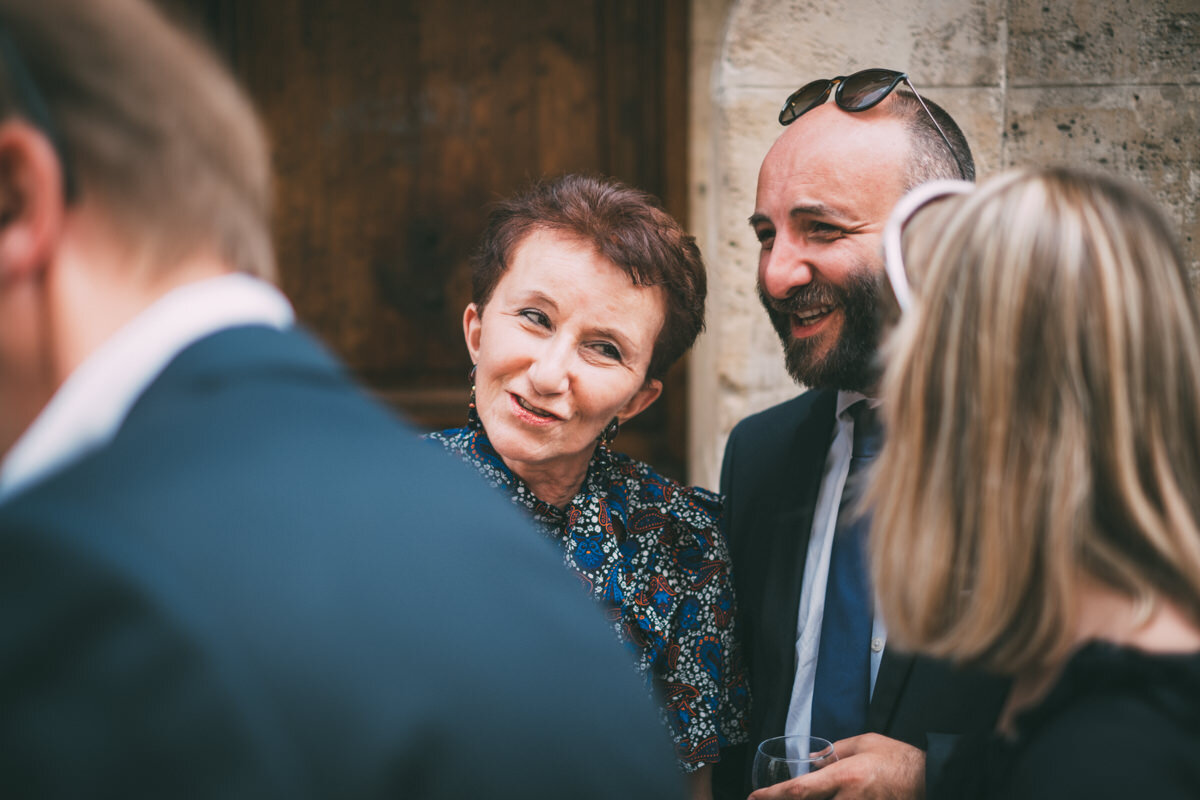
[429,426,750,771]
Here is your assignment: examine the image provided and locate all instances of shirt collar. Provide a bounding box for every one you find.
[0,273,293,502]
[835,388,879,419]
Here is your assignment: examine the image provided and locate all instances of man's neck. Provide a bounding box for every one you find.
[0,207,234,462]
[0,271,291,499]
[48,211,233,386]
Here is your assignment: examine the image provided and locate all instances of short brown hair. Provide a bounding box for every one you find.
[888,90,975,185]
[0,0,274,279]
[870,167,1200,674]
[472,173,706,380]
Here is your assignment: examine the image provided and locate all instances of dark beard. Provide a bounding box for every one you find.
[757,268,884,392]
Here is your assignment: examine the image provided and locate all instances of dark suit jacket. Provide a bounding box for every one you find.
[713,389,1008,797]
[0,325,683,800]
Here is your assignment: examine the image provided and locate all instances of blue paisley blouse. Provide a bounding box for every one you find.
[429,426,750,771]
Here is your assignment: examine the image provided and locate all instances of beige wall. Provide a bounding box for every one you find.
[687,0,1200,490]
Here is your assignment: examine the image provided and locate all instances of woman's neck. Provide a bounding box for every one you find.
[999,582,1200,734]
[501,448,595,509]
[1078,586,1200,652]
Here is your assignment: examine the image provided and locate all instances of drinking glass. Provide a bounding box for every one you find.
[751,735,838,789]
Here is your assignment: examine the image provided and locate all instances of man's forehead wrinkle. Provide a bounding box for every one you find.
[756,171,848,224]
[792,196,848,215]
[767,173,860,222]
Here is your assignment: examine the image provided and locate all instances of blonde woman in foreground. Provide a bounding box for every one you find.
[872,166,1200,800]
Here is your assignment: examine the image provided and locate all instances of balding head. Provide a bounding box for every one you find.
[758,101,914,225]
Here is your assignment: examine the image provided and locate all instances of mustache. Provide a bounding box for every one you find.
[757,280,844,316]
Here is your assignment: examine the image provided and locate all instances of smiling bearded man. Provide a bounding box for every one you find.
[714,74,1010,800]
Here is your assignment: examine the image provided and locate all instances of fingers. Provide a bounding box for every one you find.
[747,760,844,800]
[827,732,886,758]
[745,736,923,800]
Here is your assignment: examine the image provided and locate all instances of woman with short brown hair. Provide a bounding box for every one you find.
[430,173,748,798]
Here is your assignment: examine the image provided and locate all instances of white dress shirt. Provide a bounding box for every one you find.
[784,389,888,743]
[0,273,293,503]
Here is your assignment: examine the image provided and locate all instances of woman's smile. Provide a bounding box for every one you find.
[509,391,562,423]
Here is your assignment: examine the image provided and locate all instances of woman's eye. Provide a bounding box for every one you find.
[519,309,550,327]
[592,342,622,361]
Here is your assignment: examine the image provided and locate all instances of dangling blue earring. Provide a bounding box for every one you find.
[467,364,482,431]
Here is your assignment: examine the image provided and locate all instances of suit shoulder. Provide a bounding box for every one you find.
[726,389,833,451]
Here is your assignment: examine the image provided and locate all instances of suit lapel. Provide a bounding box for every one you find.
[867,641,916,733]
[757,390,838,738]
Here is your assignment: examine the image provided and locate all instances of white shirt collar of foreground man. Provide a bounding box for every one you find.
[0,273,294,503]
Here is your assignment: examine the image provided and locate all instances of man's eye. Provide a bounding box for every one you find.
[810,222,842,237]
[755,228,775,249]
[519,309,550,327]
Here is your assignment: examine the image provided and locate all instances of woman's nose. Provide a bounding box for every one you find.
[527,341,571,395]
[760,234,815,300]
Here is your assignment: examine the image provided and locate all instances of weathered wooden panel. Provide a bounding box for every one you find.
[154,0,691,479]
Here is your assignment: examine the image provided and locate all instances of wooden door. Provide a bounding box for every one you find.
[158,0,691,479]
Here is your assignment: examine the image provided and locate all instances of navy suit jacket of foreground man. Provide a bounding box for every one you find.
[0,323,684,799]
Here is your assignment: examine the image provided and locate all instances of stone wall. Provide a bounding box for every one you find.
[687,0,1200,490]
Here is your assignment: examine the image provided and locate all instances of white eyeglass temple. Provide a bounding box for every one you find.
[882,179,975,313]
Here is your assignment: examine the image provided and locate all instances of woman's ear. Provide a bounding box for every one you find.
[462,302,482,363]
[0,120,66,284]
[617,377,663,425]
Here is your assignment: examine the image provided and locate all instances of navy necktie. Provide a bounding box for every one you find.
[810,400,880,743]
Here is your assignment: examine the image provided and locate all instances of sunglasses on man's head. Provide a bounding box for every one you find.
[778,68,966,180]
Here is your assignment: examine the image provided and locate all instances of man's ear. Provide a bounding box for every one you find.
[0,119,66,283]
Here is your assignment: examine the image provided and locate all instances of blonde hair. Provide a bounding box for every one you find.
[0,0,274,279]
[870,166,1200,675]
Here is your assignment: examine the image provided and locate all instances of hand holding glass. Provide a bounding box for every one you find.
[751,735,838,789]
